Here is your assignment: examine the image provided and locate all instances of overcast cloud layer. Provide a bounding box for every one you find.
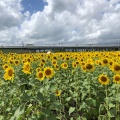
[0,0,120,46]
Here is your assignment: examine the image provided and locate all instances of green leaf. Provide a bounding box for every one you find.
[37,114,46,120]
[25,104,33,116]
[76,116,81,120]
[10,104,25,120]
[50,94,56,101]
[36,92,44,101]
[108,108,116,118]
[69,107,75,115]
[70,117,74,120]
[52,102,62,110]
[81,92,87,100]
[65,97,71,101]
[42,108,51,115]
[98,115,105,120]
[47,115,57,120]
[40,87,44,93]
[0,116,3,120]
[21,93,31,101]
[108,103,115,109]
[86,98,96,106]
[99,104,105,114]
[81,117,87,120]
[116,93,120,102]
[79,102,87,110]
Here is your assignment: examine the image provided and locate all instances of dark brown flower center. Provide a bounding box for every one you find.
[101,76,107,82]
[103,59,108,64]
[115,76,120,81]
[86,64,93,69]
[64,64,67,67]
[45,69,51,75]
[39,73,43,78]
[114,65,120,71]
[8,69,13,76]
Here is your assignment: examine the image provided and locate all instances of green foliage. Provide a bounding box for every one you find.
[0,51,120,120]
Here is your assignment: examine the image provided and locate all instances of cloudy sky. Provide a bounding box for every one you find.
[0,0,120,46]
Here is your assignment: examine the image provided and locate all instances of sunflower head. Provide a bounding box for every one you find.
[39,62,45,68]
[41,58,46,63]
[112,63,120,73]
[102,58,108,65]
[8,59,14,65]
[54,64,59,70]
[22,62,31,74]
[61,62,68,69]
[36,71,45,81]
[52,60,57,65]
[113,74,120,84]
[55,90,61,96]
[2,64,9,70]
[14,60,20,66]
[72,62,77,68]
[85,63,94,72]
[36,67,42,72]
[98,74,109,85]
[44,67,54,78]
[3,66,14,80]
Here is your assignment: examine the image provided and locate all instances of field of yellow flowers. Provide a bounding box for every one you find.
[0,51,120,120]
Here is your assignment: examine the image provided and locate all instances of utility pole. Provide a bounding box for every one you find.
[22,41,24,47]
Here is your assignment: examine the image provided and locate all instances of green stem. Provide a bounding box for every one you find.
[116,84,119,119]
[88,73,91,98]
[59,96,63,120]
[105,85,110,120]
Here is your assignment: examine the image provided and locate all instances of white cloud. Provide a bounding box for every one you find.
[0,0,120,46]
[0,0,23,30]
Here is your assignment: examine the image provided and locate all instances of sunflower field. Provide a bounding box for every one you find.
[0,50,120,120]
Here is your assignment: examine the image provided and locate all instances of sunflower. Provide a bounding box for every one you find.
[2,64,9,70]
[8,59,14,65]
[102,58,108,66]
[52,55,57,60]
[47,55,51,59]
[108,60,113,66]
[36,67,42,72]
[52,60,57,65]
[44,67,54,78]
[36,71,45,81]
[27,58,32,63]
[61,62,68,69]
[61,56,65,60]
[98,74,109,85]
[66,56,70,61]
[85,62,94,72]
[55,90,61,96]
[14,60,20,66]
[39,62,45,68]
[41,58,46,63]
[86,58,94,63]
[81,65,86,72]
[72,62,77,68]
[3,66,14,80]
[22,62,31,74]
[113,74,120,84]
[111,63,120,73]
[75,60,80,65]
[54,64,59,70]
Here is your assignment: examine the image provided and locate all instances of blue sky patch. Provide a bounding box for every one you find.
[21,0,48,14]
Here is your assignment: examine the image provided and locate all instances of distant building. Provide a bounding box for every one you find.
[26,44,34,46]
